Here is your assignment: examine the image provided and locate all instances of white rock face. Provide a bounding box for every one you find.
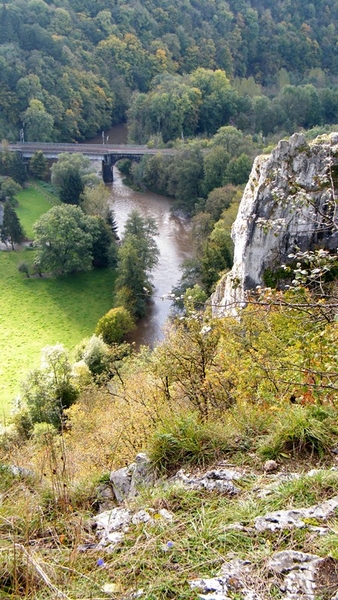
[211,132,338,316]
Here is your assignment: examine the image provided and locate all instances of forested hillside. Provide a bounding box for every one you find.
[1,0,338,142]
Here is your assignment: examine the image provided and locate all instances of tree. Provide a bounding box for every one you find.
[223,153,252,186]
[22,98,54,142]
[59,169,84,205]
[189,69,239,135]
[29,151,48,179]
[81,183,111,220]
[210,126,244,156]
[92,217,117,268]
[1,202,25,249]
[75,334,111,375]
[0,150,27,185]
[33,204,100,276]
[205,185,239,222]
[51,153,99,199]
[168,149,204,215]
[123,210,159,271]
[202,147,230,196]
[153,312,222,421]
[0,177,21,202]
[18,344,78,431]
[95,307,135,345]
[114,210,159,318]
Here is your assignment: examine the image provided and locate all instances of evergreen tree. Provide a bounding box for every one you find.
[114,210,159,318]
[1,202,25,249]
[92,217,116,268]
[29,151,48,179]
[59,169,85,205]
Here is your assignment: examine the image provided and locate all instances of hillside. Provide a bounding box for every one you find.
[1,132,338,598]
[1,4,338,597]
[2,0,338,142]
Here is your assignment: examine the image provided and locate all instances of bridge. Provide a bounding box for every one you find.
[2,142,176,182]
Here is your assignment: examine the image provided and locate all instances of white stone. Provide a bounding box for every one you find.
[211,133,338,317]
[254,495,338,532]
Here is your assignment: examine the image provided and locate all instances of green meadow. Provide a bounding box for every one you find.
[0,185,116,418]
[15,183,60,240]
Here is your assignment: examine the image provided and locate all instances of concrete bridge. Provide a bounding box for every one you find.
[2,142,176,182]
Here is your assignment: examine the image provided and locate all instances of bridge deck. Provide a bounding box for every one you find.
[2,142,176,160]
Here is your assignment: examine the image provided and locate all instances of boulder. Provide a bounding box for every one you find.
[110,453,155,503]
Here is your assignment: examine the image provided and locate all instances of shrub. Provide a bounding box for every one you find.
[95,306,135,345]
[148,413,231,475]
[18,262,30,278]
[258,406,337,459]
[75,335,111,375]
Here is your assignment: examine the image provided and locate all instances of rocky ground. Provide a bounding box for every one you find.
[81,453,338,600]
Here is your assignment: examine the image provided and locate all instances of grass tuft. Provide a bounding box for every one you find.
[148,413,231,475]
[257,406,337,460]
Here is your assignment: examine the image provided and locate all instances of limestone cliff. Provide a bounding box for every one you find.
[211,132,338,316]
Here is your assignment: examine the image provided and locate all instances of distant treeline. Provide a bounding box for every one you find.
[1,0,338,142]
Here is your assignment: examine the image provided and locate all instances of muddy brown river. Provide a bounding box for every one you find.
[109,167,193,347]
[86,125,194,347]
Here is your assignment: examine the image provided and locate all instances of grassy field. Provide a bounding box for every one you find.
[0,185,116,419]
[0,249,116,418]
[15,182,60,239]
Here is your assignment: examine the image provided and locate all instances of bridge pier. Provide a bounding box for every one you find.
[102,154,115,183]
[102,155,114,183]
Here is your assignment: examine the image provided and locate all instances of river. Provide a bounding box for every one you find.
[108,168,192,348]
[87,125,193,347]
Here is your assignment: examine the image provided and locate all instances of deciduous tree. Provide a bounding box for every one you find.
[95,307,135,345]
[22,98,54,142]
[33,204,100,275]
[51,153,99,200]
[17,344,78,431]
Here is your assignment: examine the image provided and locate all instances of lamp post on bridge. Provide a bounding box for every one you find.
[19,128,25,143]
[102,130,105,145]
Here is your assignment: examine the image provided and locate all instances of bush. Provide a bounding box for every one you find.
[75,335,111,375]
[148,413,231,475]
[17,344,79,431]
[95,306,135,345]
[258,406,337,459]
[18,262,30,278]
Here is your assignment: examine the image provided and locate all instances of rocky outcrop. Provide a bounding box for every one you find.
[254,495,338,532]
[190,553,338,600]
[211,132,338,316]
[110,452,155,503]
[172,467,243,495]
[84,462,338,599]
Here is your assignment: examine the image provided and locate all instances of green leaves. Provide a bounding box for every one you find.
[33,204,100,276]
[114,210,159,318]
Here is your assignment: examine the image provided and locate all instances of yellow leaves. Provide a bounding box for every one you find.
[155,48,168,71]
